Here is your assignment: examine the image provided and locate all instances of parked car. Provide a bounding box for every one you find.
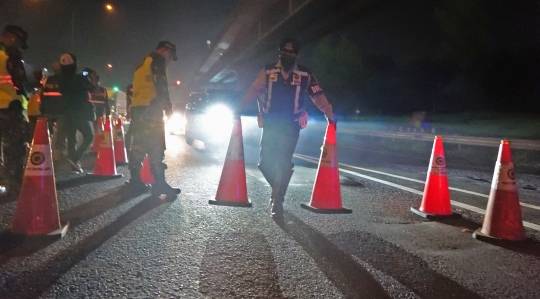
[183,89,238,150]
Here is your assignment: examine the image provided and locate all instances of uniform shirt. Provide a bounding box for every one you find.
[58,73,95,121]
[0,43,30,109]
[89,85,110,115]
[131,52,171,108]
[41,75,64,115]
[238,61,333,120]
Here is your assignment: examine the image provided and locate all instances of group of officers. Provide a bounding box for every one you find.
[1,23,338,217]
[0,25,180,200]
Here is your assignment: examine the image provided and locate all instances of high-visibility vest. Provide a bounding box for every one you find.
[0,49,17,109]
[131,56,156,107]
[27,90,41,116]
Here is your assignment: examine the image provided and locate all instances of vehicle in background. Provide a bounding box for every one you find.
[182,89,238,150]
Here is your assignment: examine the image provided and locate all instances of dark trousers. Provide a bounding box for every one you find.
[64,114,94,162]
[128,105,166,174]
[0,107,29,183]
[44,114,67,151]
[258,120,299,199]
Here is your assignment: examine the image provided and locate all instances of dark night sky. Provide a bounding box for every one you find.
[0,0,240,91]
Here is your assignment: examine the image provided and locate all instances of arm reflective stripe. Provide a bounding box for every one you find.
[88,100,104,104]
[42,92,62,96]
[0,74,13,85]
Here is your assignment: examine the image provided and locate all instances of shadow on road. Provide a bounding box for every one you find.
[0,195,173,299]
[274,212,391,299]
[56,174,124,191]
[0,185,156,267]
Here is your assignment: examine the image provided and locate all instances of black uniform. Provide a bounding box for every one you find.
[41,74,67,151]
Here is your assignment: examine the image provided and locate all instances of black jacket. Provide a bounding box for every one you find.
[58,73,95,121]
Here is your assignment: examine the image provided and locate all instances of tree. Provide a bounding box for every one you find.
[308,36,364,115]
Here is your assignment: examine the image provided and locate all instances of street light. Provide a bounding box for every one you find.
[107,63,113,68]
[105,4,113,11]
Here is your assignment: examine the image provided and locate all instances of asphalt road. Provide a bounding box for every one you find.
[1,116,540,298]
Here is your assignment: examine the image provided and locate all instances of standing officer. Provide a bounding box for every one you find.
[124,84,134,155]
[57,53,95,173]
[86,68,110,119]
[0,25,31,197]
[127,41,180,199]
[236,38,337,218]
[41,61,67,160]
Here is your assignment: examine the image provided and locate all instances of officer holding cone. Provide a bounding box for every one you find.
[126,41,180,199]
[236,37,337,218]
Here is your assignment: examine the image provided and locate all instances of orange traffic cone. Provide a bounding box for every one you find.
[140,155,154,185]
[91,116,103,153]
[11,117,69,238]
[209,117,251,207]
[88,117,123,178]
[114,118,128,165]
[473,140,526,242]
[411,136,459,219]
[301,121,351,213]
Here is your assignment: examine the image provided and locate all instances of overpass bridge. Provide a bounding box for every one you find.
[185,0,394,94]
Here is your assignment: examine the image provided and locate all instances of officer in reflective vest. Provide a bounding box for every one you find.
[0,25,31,197]
[236,38,337,218]
[41,61,67,159]
[86,68,110,119]
[127,41,180,199]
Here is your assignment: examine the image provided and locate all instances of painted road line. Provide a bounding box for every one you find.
[294,153,540,211]
[293,154,540,232]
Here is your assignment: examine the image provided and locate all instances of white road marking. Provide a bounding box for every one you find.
[293,154,540,232]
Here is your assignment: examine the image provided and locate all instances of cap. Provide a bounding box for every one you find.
[279,38,299,55]
[156,41,178,61]
[60,53,77,66]
[2,25,29,49]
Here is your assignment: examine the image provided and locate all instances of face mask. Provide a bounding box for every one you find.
[279,51,297,71]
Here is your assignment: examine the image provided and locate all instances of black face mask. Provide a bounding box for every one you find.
[280,56,296,71]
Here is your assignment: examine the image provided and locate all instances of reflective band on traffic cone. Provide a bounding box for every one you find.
[114,118,128,165]
[209,117,251,207]
[91,116,103,153]
[140,155,154,185]
[11,117,69,238]
[88,117,123,178]
[473,140,526,242]
[411,136,459,219]
[301,121,351,214]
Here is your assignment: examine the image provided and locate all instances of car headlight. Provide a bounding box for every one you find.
[166,113,185,134]
[202,104,233,141]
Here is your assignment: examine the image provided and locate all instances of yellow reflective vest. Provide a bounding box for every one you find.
[0,49,17,109]
[131,56,156,107]
[27,89,41,116]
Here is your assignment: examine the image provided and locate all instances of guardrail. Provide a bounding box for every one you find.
[339,129,540,151]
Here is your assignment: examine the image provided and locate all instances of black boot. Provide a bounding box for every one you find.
[270,171,284,218]
[125,169,150,193]
[151,167,181,201]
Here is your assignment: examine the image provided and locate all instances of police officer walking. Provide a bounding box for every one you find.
[126,41,180,199]
[57,53,95,173]
[236,38,337,218]
[0,25,32,197]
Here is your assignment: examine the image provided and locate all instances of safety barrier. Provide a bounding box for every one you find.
[339,129,540,151]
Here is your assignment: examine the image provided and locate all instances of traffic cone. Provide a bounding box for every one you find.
[411,136,459,219]
[209,117,251,207]
[11,117,69,238]
[88,117,123,178]
[301,121,351,213]
[140,155,154,185]
[91,116,103,153]
[473,140,526,242]
[114,118,128,165]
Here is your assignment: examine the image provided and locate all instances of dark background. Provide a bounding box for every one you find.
[2,0,540,115]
